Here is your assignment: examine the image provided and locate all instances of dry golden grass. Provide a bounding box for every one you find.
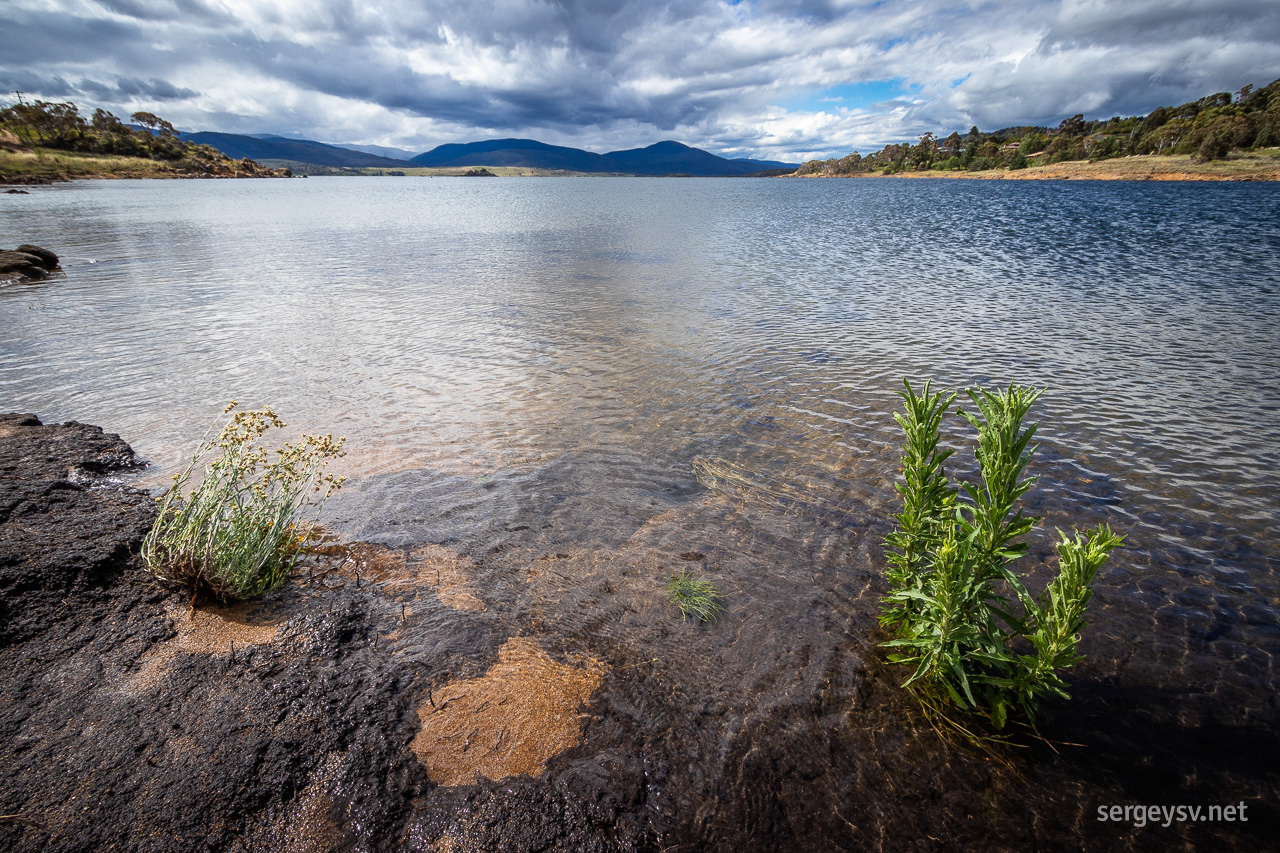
[0,147,183,180]
[1,146,290,182]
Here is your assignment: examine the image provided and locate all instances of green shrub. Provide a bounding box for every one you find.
[142,403,346,600]
[881,379,1123,734]
[1194,131,1231,162]
[665,569,725,623]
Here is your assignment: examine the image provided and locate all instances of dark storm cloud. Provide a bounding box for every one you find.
[0,10,144,67]
[96,0,223,23]
[0,71,77,98]
[115,77,199,100]
[1043,0,1280,46]
[3,0,1278,159]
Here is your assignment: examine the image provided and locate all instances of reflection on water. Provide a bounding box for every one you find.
[3,176,1279,842]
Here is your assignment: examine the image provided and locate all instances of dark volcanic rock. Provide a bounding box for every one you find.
[0,413,150,644]
[0,415,423,852]
[16,244,59,270]
[0,415,651,853]
[0,245,59,281]
[0,251,48,280]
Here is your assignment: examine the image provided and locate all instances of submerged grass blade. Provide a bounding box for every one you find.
[664,569,725,624]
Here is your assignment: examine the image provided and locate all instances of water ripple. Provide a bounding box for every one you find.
[3,177,1278,720]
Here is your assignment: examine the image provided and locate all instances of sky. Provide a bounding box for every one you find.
[2,0,1279,162]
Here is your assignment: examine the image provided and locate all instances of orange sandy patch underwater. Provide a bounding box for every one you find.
[411,637,604,786]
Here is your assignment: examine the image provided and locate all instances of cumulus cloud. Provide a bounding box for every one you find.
[1,0,1278,160]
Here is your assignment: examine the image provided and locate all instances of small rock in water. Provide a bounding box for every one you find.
[0,244,60,281]
[16,244,59,269]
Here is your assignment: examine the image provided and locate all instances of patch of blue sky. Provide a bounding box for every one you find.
[782,79,913,113]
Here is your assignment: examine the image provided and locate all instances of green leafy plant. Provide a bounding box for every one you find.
[881,379,1123,735]
[665,569,725,623]
[142,403,346,600]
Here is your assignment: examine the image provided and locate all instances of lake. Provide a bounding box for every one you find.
[2,175,1278,846]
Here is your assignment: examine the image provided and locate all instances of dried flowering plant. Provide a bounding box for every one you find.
[142,402,346,600]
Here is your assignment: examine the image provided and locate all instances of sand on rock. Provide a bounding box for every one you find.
[411,636,604,786]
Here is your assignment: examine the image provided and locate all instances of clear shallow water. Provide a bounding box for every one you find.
[3,176,1280,838]
[4,178,1278,545]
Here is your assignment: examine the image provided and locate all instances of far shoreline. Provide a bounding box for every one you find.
[6,148,1280,184]
[791,150,1280,182]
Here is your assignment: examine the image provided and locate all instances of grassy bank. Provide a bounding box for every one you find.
[1,101,292,184]
[802,150,1280,181]
[1,146,292,183]
[1,147,177,182]
[1,145,293,184]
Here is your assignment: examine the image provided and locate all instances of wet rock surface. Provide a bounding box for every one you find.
[0,413,147,644]
[1,414,1276,851]
[0,416,648,852]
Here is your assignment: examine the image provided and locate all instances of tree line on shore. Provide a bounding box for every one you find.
[0,99,288,178]
[798,76,1280,176]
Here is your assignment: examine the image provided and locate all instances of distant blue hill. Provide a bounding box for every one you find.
[410,138,620,172]
[602,141,794,176]
[181,132,412,168]
[412,138,797,176]
[183,131,798,175]
[332,142,422,161]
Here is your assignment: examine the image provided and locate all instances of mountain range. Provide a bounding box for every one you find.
[181,133,411,168]
[180,131,797,176]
